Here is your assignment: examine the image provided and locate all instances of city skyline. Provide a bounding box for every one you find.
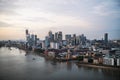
[0,0,120,40]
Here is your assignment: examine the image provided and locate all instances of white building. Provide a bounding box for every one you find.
[50,42,59,49]
[117,59,120,66]
[103,57,114,66]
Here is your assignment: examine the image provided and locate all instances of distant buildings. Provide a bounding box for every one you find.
[65,34,87,48]
[25,29,39,49]
[25,30,112,51]
[2,29,119,67]
[65,34,71,40]
[25,30,120,55]
[4,29,120,66]
[43,31,63,49]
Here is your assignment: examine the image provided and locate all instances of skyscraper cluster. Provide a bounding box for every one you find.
[25,29,38,49]
[25,29,110,50]
[65,34,87,47]
[54,31,62,42]
[44,31,63,49]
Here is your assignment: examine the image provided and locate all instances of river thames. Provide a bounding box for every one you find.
[0,47,119,80]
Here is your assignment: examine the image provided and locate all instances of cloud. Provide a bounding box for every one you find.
[0,21,11,27]
[0,0,119,40]
[23,16,55,23]
[93,0,120,17]
[0,0,18,15]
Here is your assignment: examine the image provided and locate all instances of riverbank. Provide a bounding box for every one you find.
[0,47,120,80]
[37,52,120,70]
[76,62,120,70]
[2,46,120,70]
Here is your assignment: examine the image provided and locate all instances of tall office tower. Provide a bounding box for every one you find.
[80,34,86,45]
[26,29,29,35]
[35,35,37,46]
[31,34,35,46]
[52,34,54,41]
[104,33,108,44]
[25,29,30,42]
[55,32,58,41]
[25,29,30,48]
[73,34,76,45]
[48,31,52,37]
[58,31,62,41]
[65,34,71,45]
[48,30,53,41]
[45,36,50,48]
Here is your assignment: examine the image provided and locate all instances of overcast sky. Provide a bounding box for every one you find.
[0,0,120,40]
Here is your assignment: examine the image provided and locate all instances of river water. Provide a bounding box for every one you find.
[0,47,119,80]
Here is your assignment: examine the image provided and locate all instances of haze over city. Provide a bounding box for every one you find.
[0,0,120,40]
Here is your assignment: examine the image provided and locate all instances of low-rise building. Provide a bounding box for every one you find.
[117,58,120,66]
[103,57,114,66]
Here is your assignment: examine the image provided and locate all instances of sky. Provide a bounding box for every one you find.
[0,0,120,40]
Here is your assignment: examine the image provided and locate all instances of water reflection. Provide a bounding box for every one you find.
[25,51,29,56]
[66,62,72,71]
[51,60,57,65]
